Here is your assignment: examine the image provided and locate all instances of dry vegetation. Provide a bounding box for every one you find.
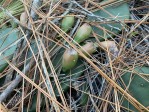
[0,0,149,112]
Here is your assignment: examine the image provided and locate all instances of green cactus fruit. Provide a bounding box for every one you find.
[61,15,75,32]
[80,42,97,56]
[120,66,149,112]
[54,59,85,96]
[74,23,92,44]
[0,28,19,72]
[62,49,78,72]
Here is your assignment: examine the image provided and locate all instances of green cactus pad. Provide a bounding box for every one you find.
[88,1,130,41]
[0,28,19,72]
[120,66,149,112]
[79,82,89,106]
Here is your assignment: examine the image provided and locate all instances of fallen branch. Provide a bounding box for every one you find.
[0,62,33,102]
[0,0,42,102]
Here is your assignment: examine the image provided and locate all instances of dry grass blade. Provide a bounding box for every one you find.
[48,21,149,111]
[0,0,148,111]
[4,57,69,112]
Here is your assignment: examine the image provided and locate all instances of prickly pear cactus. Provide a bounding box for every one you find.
[120,66,149,112]
[0,28,19,72]
[88,1,130,41]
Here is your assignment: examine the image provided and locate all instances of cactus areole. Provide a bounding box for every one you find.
[62,49,78,72]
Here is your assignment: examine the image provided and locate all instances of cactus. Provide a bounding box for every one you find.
[74,23,92,44]
[120,66,149,112]
[79,82,89,106]
[62,49,79,72]
[88,1,130,41]
[0,28,19,72]
[80,42,97,56]
[61,15,75,32]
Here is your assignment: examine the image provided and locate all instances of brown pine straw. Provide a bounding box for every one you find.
[4,57,70,112]
[48,21,149,112]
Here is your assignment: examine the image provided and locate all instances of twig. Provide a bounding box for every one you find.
[30,0,42,21]
[0,6,31,31]
[70,19,80,37]
[72,0,110,21]
[0,61,33,102]
[1,0,42,102]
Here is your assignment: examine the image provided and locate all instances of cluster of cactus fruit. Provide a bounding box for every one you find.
[59,15,120,106]
[61,15,149,110]
[61,15,118,72]
[61,15,98,72]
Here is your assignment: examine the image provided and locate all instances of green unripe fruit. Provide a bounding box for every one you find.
[74,23,92,44]
[61,15,75,32]
[80,42,97,56]
[62,49,78,72]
